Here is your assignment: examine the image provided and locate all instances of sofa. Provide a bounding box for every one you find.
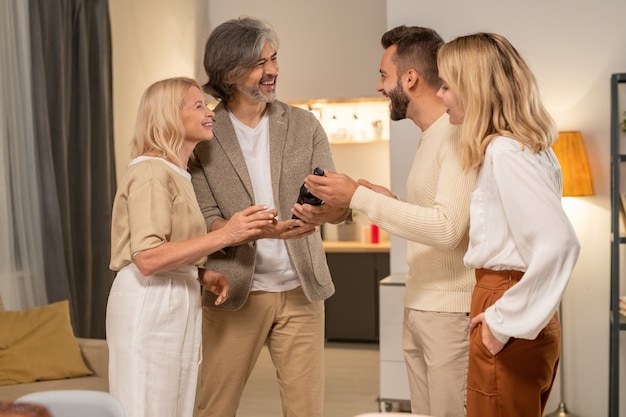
[0,294,109,401]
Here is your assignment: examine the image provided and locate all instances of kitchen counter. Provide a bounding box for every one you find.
[322,240,390,253]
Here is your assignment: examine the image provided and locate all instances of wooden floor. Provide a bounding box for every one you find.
[236,342,385,417]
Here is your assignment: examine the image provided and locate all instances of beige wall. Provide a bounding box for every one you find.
[204,1,387,101]
[109,0,386,181]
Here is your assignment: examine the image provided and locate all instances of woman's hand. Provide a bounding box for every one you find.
[220,205,277,245]
[199,268,229,305]
[470,312,505,355]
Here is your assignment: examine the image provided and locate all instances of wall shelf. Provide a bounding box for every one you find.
[288,97,390,143]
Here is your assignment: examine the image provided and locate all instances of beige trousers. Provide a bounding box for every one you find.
[195,286,325,417]
[402,308,470,417]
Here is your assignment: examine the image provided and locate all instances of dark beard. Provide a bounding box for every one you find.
[388,83,409,121]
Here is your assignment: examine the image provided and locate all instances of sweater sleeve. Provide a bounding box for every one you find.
[350,136,475,250]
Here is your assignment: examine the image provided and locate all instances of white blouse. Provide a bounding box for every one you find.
[464,136,580,344]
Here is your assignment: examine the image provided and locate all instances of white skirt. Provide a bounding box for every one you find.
[106,263,202,417]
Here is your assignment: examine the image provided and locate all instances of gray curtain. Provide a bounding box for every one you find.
[28,0,116,338]
[0,0,48,311]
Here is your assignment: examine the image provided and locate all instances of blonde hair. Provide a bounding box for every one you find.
[437,33,557,170]
[130,77,201,168]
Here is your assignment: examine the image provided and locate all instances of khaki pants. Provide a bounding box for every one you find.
[402,309,469,417]
[195,287,325,417]
[466,269,560,417]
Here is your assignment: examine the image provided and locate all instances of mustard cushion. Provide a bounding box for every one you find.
[0,300,93,385]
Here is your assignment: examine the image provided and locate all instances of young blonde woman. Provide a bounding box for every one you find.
[106,77,275,417]
[437,33,581,417]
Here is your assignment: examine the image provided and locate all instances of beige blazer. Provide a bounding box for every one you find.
[190,100,336,311]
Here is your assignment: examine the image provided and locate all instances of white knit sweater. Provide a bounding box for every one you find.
[350,114,476,312]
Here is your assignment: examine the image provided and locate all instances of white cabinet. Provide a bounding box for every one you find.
[379,274,411,411]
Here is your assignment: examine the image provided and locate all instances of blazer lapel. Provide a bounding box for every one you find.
[267,103,288,204]
[213,102,255,199]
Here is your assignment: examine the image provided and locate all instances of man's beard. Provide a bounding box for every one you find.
[243,78,277,103]
[388,82,409,121]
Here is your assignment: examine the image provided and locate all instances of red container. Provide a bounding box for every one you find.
[370,224,380,244]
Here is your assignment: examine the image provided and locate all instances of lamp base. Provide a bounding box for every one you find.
[545,402,580,417]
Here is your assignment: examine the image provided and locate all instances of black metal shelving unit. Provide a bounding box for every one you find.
[609,72,626,417]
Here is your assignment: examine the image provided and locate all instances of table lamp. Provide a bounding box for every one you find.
[552,131,594,197]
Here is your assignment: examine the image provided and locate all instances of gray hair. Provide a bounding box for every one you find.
[202,17,280,102]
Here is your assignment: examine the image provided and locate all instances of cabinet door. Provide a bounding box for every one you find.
[325,253,389,342]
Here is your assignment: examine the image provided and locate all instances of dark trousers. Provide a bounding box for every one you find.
[466,269,560,417]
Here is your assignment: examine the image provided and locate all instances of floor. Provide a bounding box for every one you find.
[236,342,389,417]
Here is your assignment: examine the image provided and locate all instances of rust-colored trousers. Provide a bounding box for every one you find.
[466,269,560,417]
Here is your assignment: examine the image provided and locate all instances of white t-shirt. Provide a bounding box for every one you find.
[229,112,300,292]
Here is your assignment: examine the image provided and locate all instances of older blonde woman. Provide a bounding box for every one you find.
[106,77,275,417]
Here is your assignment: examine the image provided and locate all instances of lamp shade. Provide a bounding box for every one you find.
[551,131,594,197]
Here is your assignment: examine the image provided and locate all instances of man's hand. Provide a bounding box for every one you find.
[357,179,397,199]
[304,170,358,207]
[257,218,317,240]
[290,202,349,226]
[279,219,317,239]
